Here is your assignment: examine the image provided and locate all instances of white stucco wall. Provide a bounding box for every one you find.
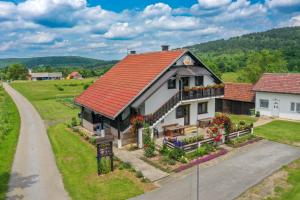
[255,92,300,120]
[154,99,216,132]
[144,74,216,115]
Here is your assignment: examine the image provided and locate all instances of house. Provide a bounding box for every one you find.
[28,69,62,81]
[75,46,224,147]
[67,71,83,80]
[253,73,300,120]
[216,83,255,115]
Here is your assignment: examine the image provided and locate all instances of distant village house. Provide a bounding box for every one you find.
[28,69,62,81]
[67,71,83,80]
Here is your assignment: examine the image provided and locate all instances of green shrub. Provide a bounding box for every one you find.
[194,146,207,157]
[89,137,96,145]
[83,83,90,90]
[71,117,78,127]
[135,171,143,178]
[143,124,155,158]
[141,177,150,183]
[98,158,111,174]
[159,144,169,156]
[256,111,260,117]
[239,120,246,126]
[168,147,185,161]
[119,162,132,170]
[179,156,188,163]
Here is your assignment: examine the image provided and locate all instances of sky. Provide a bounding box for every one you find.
[0,0,300,60]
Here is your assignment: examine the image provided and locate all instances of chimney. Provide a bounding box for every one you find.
[130,50,136,54]
[161,45,169,51]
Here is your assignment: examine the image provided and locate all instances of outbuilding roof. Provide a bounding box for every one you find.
[75,49,186,119]
[223,83,255,103]
[253,73,300,95]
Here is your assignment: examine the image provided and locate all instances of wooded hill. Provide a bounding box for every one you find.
[186,26,300,73]
[0,56,117,68]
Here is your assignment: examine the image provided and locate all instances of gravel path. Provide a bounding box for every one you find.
[4,83,69,200]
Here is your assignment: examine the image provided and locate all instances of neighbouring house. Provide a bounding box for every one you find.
[75,46,224,147]
[216,83,255,115]
[28,69,62,81]
[253,73,300,120]
[67,71,83,80]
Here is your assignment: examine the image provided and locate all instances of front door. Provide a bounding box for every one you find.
[183,104,190,125]
[272,98,280,117]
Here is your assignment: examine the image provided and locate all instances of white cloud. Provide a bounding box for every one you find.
[289,15,300,26]
[142,3,172,17]
[104,23,143,39]
[266,0,300,8]
[145,16,200,30]
[0,1,16,20]
[86,42,107,49]
[197,0,231,9]
[0,41,14,51]
[22,32,56,44]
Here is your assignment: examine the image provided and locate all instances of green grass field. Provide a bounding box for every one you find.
[48,124,145,200]
[11,79,94,121]
[11,79,150,199]
[0,84,20,200]
[228,114,258,125]
[221,72,239,83]
[254,120,300,146]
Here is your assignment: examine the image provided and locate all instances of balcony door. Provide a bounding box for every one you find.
[179,77,189,89]
[183,104,190,126]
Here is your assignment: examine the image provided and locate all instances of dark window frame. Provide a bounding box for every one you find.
[198,102,208,114]
[168,78,176,89]
[176,106,184,118]
[195,76,204,86]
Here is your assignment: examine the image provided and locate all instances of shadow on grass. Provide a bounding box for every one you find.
[0,172,39,200]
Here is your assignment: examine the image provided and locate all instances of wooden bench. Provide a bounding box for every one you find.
[198,118,212,128]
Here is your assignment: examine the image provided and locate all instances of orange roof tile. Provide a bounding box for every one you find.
[75,49,185,118]
[253,73,300,95]
[223,83,255,102]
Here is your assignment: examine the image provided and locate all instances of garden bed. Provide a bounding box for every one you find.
[226,134,262,148]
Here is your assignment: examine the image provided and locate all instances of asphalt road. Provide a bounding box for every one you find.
[4,83,69,200]
[132,140,300,200]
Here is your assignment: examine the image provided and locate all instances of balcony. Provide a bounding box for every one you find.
[144,84,224,125]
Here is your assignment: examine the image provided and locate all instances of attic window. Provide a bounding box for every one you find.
[195,76,204,86]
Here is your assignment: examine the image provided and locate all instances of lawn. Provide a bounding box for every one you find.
[221,72,239,83]
[48,123,147,200]
[254,120,300,146]
[0,84,20,200]
[11,79,95,121]
[228,114,258,125]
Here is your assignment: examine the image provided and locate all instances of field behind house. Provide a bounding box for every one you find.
[11,79,151,200]
[0,84,20,200]
[11,79,95,122]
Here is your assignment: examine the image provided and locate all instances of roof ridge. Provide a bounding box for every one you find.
[127,49,186,56]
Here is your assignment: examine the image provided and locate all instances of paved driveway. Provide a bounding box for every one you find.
[132,140,300,200]
[4,83,69,200]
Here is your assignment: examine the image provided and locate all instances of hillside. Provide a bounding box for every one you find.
[0,56,117,68]
[186,26,300,72]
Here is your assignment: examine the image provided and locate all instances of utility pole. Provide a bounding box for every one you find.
[196,110,200,200]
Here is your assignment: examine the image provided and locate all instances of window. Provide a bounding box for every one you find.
[291,102,300,113]
[176,106,184,118]
[168,78,176,89]
[198,102,208,114]
[195,76,204,86]
[259,99,269,109]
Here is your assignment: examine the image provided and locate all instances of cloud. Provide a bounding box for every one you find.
[197,0,231,9]
[0,41,14,51]
[266,0,300,8]
[0,1,16,21]
[289,15,300,26]
[142,3,172,17]
[145,16,200,30]
[22,32,57,44]
[103,22,144,39]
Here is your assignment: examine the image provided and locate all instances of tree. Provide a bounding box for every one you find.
[6,63,28,80]
[238,50,288,83]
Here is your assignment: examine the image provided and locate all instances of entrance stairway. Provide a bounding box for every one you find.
[184,125,197,134]
[143,86,224,127]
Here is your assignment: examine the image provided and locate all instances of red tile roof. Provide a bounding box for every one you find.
[223,83,255,102]
[70,71,79,77]
[75,49,186,119]
[253,73,300,95]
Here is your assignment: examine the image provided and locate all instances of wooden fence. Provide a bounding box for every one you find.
[164,128,252,153]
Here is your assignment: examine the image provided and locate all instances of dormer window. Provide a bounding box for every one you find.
[168,77,176,89]
[195,76,204,86]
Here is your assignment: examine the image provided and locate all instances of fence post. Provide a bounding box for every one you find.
[138,128,143,149]
[222,134,225,144]
[198,141,201,148]
[251,128,254,134]
[237,131,240,138]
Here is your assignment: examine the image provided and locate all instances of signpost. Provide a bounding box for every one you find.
[96,135,114,175]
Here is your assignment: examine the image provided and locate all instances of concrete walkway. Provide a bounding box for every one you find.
[253,116,274,127]
[132,140,300,200]
[4,83,69,200]
[114,148,168,182]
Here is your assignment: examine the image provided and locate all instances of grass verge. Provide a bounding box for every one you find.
[0,85,20,200]
[48,123,150,200]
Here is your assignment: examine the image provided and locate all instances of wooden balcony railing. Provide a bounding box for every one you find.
[144,86,224,125]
